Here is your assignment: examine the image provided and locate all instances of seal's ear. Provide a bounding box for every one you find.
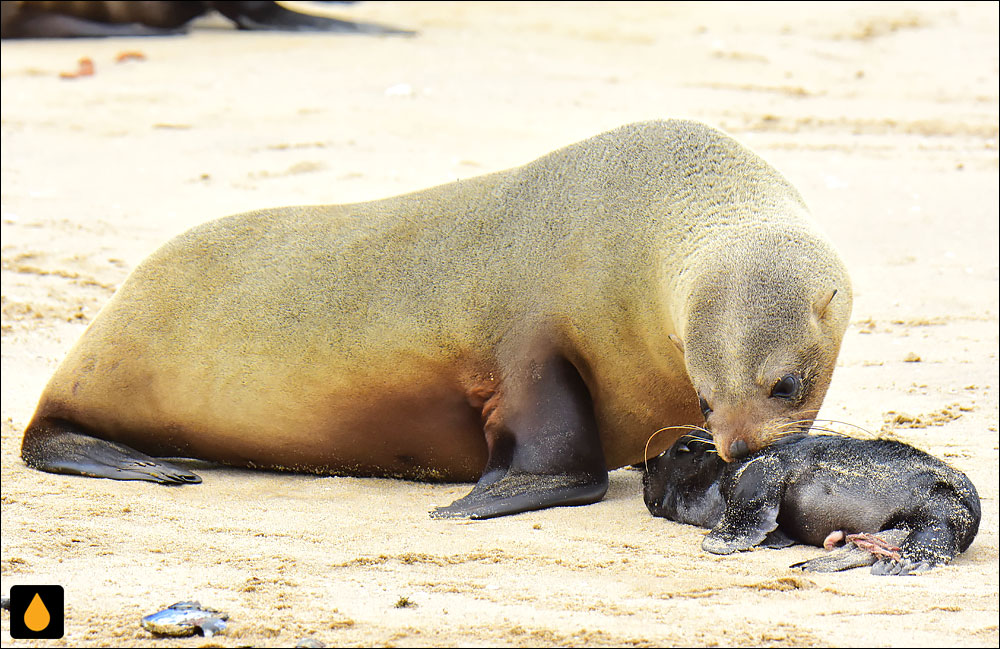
[668,334,685,356]
[812,288,838,321]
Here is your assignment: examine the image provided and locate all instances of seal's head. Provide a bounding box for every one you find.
[675,230,852,462]
[642,430,726,527]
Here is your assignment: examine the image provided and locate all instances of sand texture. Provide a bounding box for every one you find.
[1,1,998,646]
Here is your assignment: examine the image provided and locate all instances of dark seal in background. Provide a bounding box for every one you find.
[9,585,65,639]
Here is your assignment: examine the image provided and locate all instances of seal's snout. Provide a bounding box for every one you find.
[711,435,755,462]
[704,408,760,462]
[728,438,750,460]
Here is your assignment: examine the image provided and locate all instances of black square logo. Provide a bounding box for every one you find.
[9,585,65,639]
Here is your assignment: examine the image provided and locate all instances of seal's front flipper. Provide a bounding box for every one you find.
[431,356,607,519]
[1,13,186,38]
[432,471,608,520]
[702,456,784,554]
[761,528,796,549]
[21,418,201,484]
[213,1,415,35]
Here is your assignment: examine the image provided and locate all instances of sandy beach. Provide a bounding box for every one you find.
[1,1,997,646]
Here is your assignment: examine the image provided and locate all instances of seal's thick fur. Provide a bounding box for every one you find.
[22,120,852,518]
[643,430,981,574]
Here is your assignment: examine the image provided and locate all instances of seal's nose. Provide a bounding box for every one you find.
[729,439,750,459]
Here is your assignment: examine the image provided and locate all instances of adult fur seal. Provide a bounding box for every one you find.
[1,1,412,38]
[20,119,852,519]
[643,430,981,575]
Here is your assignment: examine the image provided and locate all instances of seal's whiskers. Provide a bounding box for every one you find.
[643,424,710,470]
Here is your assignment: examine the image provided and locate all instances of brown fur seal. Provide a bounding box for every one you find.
[0,1,412,38]
[643,429,981,575]
[20,119,852,519]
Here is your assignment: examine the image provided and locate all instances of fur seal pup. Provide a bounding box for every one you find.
[643,430,981,575]
[20,119,852,519]
[1,1,412,38]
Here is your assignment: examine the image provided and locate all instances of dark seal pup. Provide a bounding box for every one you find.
[643,430,981,575]
[20,119,853,519]
[1,1,412,38]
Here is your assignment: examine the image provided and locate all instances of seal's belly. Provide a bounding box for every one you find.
[779,477,895,545]
[190,383,489,482]
[45,352,489,482]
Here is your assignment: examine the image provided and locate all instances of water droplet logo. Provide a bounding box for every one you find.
[25,592,52,631]
[9,585,64,639]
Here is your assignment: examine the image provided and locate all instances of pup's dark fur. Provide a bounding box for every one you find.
[643,430,981,575]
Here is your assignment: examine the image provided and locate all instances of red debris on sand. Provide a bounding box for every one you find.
[59,57,94,79]
[115,51,147,63]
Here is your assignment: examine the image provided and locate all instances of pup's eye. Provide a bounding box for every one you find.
[699,397,712,419]
[770,374,801,400]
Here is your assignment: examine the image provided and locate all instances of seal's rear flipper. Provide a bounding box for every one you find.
[871,474,980,575]
[792,529,909,573]
[872,515,966,575]
[21,418,201,484]
[431,356,608,519]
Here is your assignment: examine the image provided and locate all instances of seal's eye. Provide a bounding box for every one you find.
[699,397,712,419]
[770,374,801,400]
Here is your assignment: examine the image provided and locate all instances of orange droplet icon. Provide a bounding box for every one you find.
[25,592,51,632]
